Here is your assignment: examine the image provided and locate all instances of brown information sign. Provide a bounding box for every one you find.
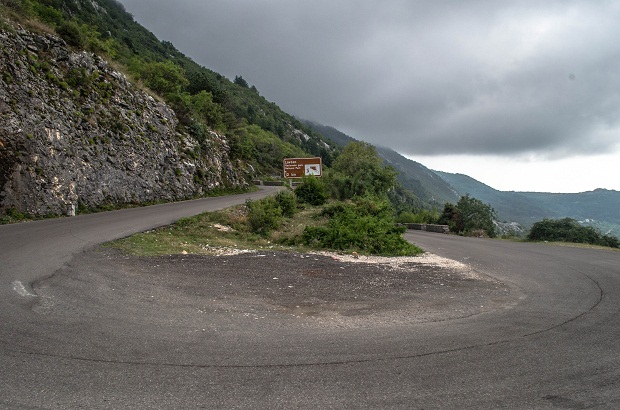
[283,157,322,178]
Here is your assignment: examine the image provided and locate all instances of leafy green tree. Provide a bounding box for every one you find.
[190,90,225,130]
[601,234,620,248]
[234,75,249,88]
[456,195,497,237]
[231,125,306,174]
[294,176,328,206]
[438,202,460,232]
[439,195,496,237]
[327,142,396,200]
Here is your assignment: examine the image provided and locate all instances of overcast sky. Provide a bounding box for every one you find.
[121,0,620,193]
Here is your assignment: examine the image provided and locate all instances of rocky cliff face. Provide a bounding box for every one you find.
[0,27,249,217]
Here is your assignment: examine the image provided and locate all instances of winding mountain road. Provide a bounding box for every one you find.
[1,193,620,409]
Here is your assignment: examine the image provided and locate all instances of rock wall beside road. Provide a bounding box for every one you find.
[0,27,248,217]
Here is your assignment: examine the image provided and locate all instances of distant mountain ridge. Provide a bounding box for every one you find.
[436,171,620,236]
[3,0,615,236]
[303,121,620,237]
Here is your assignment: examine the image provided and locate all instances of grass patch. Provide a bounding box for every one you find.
[107,203,316,256]
[0,207,61,225]
[0,208,32,224]
[107,195,424,257]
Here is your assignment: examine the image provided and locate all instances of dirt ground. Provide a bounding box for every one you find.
[33,247,514,331]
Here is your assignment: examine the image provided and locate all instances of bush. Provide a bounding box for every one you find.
[275,189,297,217]
[246,197,282,236]
[56,20,84,48]
[294,176,328,206]
[601,235,620,248]
[327,142,396,200]
[396,209,439,224]
[528,218,620,248]
[302,196,422,256]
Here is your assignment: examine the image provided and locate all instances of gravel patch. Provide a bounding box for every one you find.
[33,247,513,331]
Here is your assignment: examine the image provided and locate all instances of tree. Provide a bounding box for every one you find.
[294,176,328,206]
[327,142,396,200]
[438,202,460,233]
[191,90,225,130]
[439,195,496,237]
[140,60,188,96]
[234,75,249,88]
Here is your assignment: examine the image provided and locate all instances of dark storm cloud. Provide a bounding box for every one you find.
[121,0,620,159]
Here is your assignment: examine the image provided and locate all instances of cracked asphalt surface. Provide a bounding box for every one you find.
[2,189,620,409]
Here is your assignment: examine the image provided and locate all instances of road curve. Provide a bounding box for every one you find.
[1,186,281,296]
[1,204,620,408]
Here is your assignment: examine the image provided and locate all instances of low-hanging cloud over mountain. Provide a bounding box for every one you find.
[122,0,620,162]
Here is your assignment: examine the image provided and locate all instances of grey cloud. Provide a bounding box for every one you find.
[122,0,620,159]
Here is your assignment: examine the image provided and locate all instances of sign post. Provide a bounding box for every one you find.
[283,157,322,185]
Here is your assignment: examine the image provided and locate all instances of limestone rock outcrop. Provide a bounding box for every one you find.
[0,27,248,217]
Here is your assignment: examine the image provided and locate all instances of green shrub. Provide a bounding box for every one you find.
[275,189,297,217]
[601,235,620,248]
[294,176,327,206]
[246,197,282,236]
[528,218,620,248]
[396,209,439,224]
[2,207,27,222]
[56,20,84,48]
[302,196,422,256]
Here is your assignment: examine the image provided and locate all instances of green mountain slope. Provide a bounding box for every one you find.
[2,0,336,177]
[520,189,620,227]
[435,172,556,225]
[302,121,458,207]
[436,171,620,236]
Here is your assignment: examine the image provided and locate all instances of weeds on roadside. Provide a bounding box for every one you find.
[108,189,422,257]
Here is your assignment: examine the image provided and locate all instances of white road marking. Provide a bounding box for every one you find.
[12,281,36,297]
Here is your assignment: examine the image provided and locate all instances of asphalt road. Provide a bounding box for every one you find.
[2,196,620,409]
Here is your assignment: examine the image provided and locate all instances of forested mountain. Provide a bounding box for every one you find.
[2,0,616,232]
[2,0,336,175]
[0,0,344,216]
[437,171,620,236]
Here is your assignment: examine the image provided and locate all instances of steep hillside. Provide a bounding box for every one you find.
[303,121,458,207]
[375,147,459,206]
[0,27,246,216]
[0,0,339,217]
[2,0,336,174]
[437,171,620,236]
[435,172,555,225]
